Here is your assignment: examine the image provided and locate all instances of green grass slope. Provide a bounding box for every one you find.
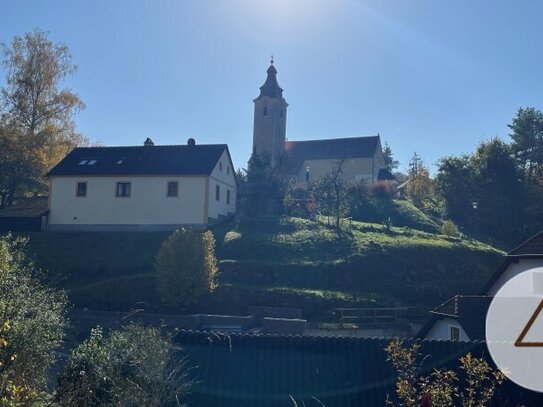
[12,214,504,318]
[214,216,503,308]
[356,199,441,233]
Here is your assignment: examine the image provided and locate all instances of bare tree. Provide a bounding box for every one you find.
[331,157,348,230]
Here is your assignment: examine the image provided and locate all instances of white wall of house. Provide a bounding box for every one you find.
[425,317,471,342]
[486,259,543,296]
[49,175,207,230]
[207,150,237,221]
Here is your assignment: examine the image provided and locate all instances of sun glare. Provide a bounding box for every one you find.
[223,0,342,41]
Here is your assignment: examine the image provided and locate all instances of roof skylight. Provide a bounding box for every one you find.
[78,159,88,165]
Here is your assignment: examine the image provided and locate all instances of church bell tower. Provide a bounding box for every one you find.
[252,58,288,167]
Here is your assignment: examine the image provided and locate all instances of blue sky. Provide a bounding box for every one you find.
[2,0,543,173]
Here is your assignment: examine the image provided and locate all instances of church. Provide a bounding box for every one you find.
[252,60,394,184]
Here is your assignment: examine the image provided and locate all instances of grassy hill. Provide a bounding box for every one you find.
[13,211,505,319]
[214,216,502,308]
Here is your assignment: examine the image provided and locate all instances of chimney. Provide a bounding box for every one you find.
[144,138,154,146]
[187,138,196,146]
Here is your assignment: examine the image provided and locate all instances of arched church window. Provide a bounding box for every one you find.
[263,106,268,116]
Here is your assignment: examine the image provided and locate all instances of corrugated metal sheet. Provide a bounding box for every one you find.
[174,330,542,406]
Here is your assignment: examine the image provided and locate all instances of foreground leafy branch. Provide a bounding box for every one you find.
[385,339,505,407]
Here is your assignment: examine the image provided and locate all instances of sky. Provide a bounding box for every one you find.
[1,0,543,173]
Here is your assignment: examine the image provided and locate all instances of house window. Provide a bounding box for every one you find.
[449,326,460,342]
[167,181,178,197]
[215,185,220,201]
[76,182,87,197]
[280,109,283,118]
[116,182,131,197]
[219,162,223,171]
[263,106,268,116]
[227,189,231,204]
[227,165,230,175]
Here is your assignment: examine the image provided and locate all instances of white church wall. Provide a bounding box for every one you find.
[300,157,375,183]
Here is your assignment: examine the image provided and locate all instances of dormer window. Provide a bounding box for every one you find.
[263,106,268,116]
[79,158,98,166]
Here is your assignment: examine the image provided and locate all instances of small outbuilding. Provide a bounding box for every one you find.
[416,295,492,342]
[0,196,49,232]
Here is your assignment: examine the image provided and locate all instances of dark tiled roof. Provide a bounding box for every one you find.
[417,296,492,341]
[174,329,539,406]
[509,231,543,256]
[480,230,543,295]
[284,136,380,171]
[256,64,283,99]
[47,144,229,177]
[0,197,49,218]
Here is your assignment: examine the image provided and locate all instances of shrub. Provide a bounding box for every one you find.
[156,228,218,308]
[385,339,505,407]
[344,180,376,219]
[0,235,68,404]
[441,220,460,238]
[369,181,394,200]
[283,183,311,218]
[57,325,190,406]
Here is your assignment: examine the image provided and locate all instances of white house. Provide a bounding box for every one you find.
[417,295,492,342]
[47,138,237,231]
[418,231,543,342]
[482,231,543,296]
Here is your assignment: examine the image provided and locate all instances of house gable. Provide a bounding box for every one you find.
[481,230,543,295]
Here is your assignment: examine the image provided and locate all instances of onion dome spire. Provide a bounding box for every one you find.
[256,56,283,99]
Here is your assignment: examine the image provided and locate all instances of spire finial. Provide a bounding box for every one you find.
[270,55,274,65]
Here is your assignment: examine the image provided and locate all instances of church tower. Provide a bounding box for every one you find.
[252,59,288,167]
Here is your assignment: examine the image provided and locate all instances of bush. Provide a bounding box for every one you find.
[283,183,311,218]
[369,181,394,200]
[441,220,460,238]
[156,228,218,308]
[57,325,190,406]
[344,180,376,219]
[0,235,68,404]
[385,339,505,406]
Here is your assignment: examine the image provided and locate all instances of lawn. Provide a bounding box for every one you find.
[9,213,505,317]
[214,216,503,307]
